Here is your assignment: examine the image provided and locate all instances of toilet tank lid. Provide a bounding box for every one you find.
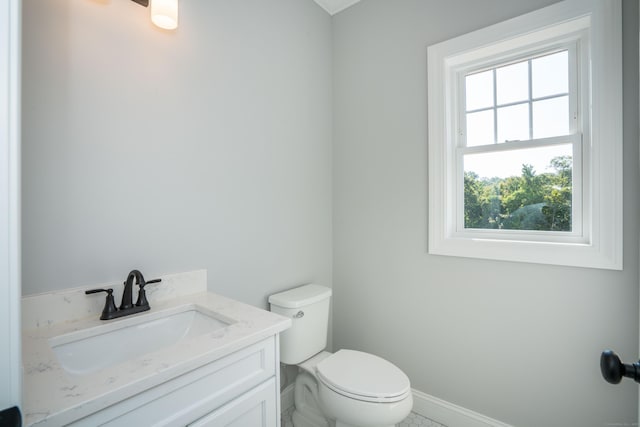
[268,284,332,308]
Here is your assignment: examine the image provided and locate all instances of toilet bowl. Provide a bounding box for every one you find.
[316,349,413,427]
[269,285,413,427]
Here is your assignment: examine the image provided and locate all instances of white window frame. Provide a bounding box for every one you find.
[457,40,585,242]
[427,0,622,270]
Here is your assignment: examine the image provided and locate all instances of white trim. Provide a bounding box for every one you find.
[9,0,21,404]
[427,0,623,270]
[0,0,21,411]
[275,335,282,423]
[412,389,512,427]
[280,385,511,427]
[312,0,360,16]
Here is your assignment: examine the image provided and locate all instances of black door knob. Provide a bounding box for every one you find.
[601,350,640,384]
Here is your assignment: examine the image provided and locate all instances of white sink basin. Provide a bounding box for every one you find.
[49,306,234,375]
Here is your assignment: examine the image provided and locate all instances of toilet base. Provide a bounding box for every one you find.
[292,371,331,427]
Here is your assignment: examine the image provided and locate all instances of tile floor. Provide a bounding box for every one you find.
[281,406,294,427]
[281,406,446,427]
[399,412,447,427]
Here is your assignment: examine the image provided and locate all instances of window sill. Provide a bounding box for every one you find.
[428,234,622,270]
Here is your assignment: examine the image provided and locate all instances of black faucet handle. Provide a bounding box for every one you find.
[85,288,113,295]
[135,278,160,308]
[85,288,119,320]
[136,278,161,291]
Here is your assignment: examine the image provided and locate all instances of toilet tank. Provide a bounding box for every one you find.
[269,284,332,365]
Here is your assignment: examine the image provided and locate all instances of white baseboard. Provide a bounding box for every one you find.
[411,389,512,427]
[280,384,511,427]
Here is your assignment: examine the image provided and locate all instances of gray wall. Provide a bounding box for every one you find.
[332,1,639,426]
[21,0,640,425]
[22,0,333,308]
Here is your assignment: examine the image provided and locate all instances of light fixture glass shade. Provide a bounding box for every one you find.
[150,0,178,30]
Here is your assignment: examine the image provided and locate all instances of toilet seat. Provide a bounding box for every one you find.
[316,350,411,403]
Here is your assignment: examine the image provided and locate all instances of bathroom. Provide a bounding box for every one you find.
[1,0,639,426]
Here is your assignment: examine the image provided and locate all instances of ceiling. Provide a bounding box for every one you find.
[313,0,361,15]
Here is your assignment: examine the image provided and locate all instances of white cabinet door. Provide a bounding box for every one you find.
[189,378,277,427]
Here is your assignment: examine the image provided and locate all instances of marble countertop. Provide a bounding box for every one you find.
[23,287,291,426]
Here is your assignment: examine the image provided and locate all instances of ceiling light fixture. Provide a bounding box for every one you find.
[131,0,178,31]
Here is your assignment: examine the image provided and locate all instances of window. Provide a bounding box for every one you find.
[462,47,579,235]
[428,0,622,269]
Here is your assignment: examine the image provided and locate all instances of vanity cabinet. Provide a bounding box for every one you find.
[69,336,280,427]
[189,378,276,427]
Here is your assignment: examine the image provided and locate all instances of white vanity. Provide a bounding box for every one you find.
[22,270,291,426]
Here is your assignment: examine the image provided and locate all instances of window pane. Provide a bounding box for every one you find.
[466,110,495,147]
[532,51,568,98]
[465,70,493,111]
[533,96,570,139]
[496,61,529,105]
[497,103,529,143]
[463,144,573,231]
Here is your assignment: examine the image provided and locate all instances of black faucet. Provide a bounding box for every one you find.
[121,269,144,310]
[85,270,161,320]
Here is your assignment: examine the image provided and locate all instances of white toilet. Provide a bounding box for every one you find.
[269,284,413,427]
